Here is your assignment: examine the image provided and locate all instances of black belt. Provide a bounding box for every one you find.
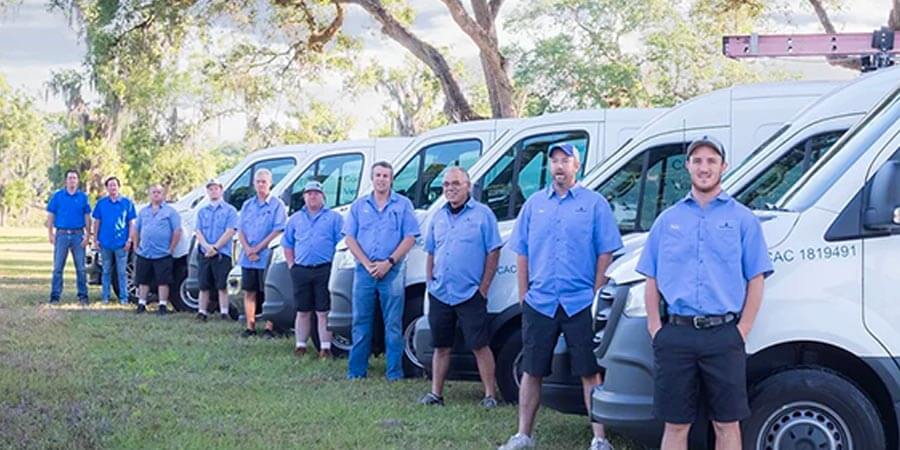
[56,228,84,234]
[668,313,739,329]
[297,262,331,270]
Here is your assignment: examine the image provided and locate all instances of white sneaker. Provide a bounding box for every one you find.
[589,437,614,450]
[498,433,535,450]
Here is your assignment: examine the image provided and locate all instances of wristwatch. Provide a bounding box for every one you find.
[387,256,396,265]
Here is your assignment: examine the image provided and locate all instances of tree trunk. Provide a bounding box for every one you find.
[809,0,900,71]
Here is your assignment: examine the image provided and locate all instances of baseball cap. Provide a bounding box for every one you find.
[205,178,223,188]
[303,181,324,193]
[685,136,726,160]
[548,143,578,158]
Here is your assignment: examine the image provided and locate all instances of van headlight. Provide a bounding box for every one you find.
[271,246,286,265]
[334,248,356,270]
[623,281,647,318]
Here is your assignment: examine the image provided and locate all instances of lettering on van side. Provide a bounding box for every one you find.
[768,244,858,264]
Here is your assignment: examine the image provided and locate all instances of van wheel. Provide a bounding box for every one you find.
[496,328,523,404]
[743,368,884,450]
[402,293,424,378]
[309,313,347,358]
[111,252,138,302]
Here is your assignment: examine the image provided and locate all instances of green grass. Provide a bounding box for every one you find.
[0,227,641,449]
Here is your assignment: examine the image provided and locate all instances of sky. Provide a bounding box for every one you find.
[0,0,894,142]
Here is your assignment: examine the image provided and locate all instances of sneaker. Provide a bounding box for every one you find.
[119,299,129,305]
[101,299,110,305]
[589,437,614,450]
[78,298,89,306]
[48,298,60,305]
[418,392,444,406]
[318,348,332,360]
[136,304,147,314]
[480,396,499,409]
[294,346,307,357]
[498,433,535,450]
[196,312,208,322]
[241,329,256,338]
[157,305,169,316]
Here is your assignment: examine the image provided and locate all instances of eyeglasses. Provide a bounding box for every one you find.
[442,181,465,188]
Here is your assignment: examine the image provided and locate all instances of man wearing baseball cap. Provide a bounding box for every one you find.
[637,136,773,450]
[281,181,343,358]
[194,178,239,321]
[499,142,622,450]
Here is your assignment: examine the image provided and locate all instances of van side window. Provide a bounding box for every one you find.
[476,131,589,221]
[394,139,482,209]
[285,153,364,214]
[596,143,687,234]
[825,147,900,242]
[225,157,296,210]
[737,130,845,210]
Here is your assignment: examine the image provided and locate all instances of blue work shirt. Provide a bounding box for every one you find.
[342,192,420,263]
[425,198,502,305]
[238,195,287,269]
[196,201,239,257]
[92,195,137,249]
[47,188,91,230]
[282,206,343,266]
[636,191,774,316]
[136,203,181,259]
[511,185,623,318]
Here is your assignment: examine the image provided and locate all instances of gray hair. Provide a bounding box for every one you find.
[444,166,470,182]
[254,168,273,182]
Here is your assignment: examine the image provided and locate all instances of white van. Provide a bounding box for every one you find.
[87,145,309,305]
[412,81,843,402]
[590,83,900,449]
[544,67,900,416]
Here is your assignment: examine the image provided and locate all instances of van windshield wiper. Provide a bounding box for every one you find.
[762,202,791,212]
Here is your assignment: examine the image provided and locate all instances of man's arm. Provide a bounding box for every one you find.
[479,249,500,296]
[194,229,210,249]
[516,254,528,305]
[645,277,662,339]
[374,236,416,279]
[426,253,434,284]
[738,274,765,339]
[82,213,91,247]
[168,228,182,255]
[284,247,295,269]
[345,236,373,268]
[253,229,282,253]
[594,252,614,292]
[126,220,136,252]
[212,229,236,252]
[92,217,101,249]
[237,230,252,256]
[47,213,55,245]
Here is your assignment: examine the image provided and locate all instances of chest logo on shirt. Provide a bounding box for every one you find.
[575,206,588,213]
[717,221,736,231]
[669,224,681,231]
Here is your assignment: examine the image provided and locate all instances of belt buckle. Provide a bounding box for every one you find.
[692,316,709,329]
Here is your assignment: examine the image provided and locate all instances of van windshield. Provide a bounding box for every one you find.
[723,123,790,183]
[779,86,900,211]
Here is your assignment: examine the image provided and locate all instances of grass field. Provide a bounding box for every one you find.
[0,227,640,450]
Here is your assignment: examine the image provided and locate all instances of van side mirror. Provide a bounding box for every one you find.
[863,160,900,231]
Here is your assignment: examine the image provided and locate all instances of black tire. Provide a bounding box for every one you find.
[402,293,425,378]
[743,368,885,450]
[307,313,347,357]
[496,327,523,404]
[110,252,138,302]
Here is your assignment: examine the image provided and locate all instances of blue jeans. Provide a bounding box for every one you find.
[51,231,87,301]
[101,247,129,303]
[347,263,405,380]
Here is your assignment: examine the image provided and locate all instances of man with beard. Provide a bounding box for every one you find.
[637,137,773,450]
[499,143,622,450]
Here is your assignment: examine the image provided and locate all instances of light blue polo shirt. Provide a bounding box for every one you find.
[47,188,91,229]
[342,192,420,263]
[425,197,502,305]
[238,195,287,269]
[636,191,774,316]
[92,195,137,249]
[282,206,343,266]
[511,184,623,318]
[136,203,181,259]
[196,201,239,257]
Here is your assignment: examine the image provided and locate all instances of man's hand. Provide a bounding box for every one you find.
[648,320,663,340]
[365,261,378,277]
[479,286,489,298]
[248,253,261,262]
[124,240,132,252]
[736,322,751,342]
[48,232,55,245]
[81,235,90,248]
[204,246,218,258]
[372,260,392,279]
[92,240,100,251]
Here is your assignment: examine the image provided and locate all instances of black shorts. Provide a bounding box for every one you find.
[290,263,331,312]
[428,291,490,351]
[197,252,232,291]
[521,303,598,378]
[135,255,173,286]
[652,322,750,424]
[241,268,265,293]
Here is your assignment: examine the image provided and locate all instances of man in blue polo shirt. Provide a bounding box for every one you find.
[194,178,239,322]
[238,168,287,338]
[637,137,773,450]
[282,181,343,358]
[46,169,92,305]
[91,176,137,304]
[418,167,502,409]
[134,184,182,315]
[344,160,420,381]
[499,143,622,450]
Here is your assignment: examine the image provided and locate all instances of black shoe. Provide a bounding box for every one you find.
[418,392,444,406]
[480,396,499,409]
[78,298,89,306]
[220,313,229,320]
[262,329,276,339]
[241,329,256,338]
[136,304,147,314]
[157,305,168,316]
[48,299,60,305]
[196,312,208,322]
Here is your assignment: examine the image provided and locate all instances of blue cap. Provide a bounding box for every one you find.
[303,181,324,193]
[548,143,577,158]
[686,136,726,159]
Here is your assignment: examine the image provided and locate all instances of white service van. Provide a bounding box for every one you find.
[412,81,843,402]
[590,83,900,449]
[543,67,900,416]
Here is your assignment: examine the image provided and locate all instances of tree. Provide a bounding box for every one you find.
[805,0,900,70]
[280,100,354,144]
[355,57,449,136]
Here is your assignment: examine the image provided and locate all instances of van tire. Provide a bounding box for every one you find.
[496,328,523,404]
[402,293,424,378]
[743,367,884,450]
